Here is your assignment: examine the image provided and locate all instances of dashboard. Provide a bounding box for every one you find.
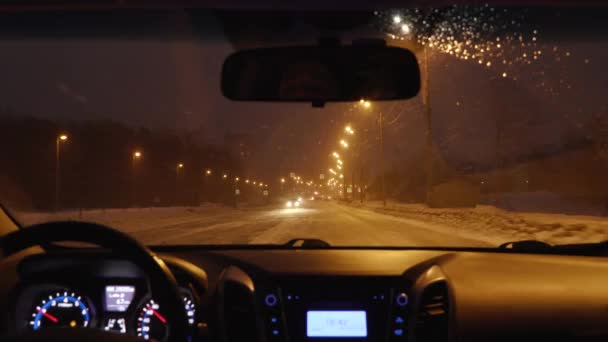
[4,247,608,342]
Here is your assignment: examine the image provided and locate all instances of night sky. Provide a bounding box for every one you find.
[0,6,606,182]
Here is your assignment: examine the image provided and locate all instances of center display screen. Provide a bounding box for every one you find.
[306,311,368,338]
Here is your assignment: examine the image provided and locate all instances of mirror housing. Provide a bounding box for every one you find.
[221,45,420,103]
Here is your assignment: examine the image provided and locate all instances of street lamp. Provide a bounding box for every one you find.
[55,134,69,211]
[175,163,184,205]
[235,177,240,182]
[340,140,349,148]
[280,178,286,183]
[345,125,355,135]
[332,152,340,159]
[360,99,386,206]
[205,169,212,175]
[131,150,142,207]
[222,174,228,179]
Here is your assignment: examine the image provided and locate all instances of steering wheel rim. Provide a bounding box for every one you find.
[0,221,189,342]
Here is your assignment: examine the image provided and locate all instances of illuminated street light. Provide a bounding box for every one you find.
[246,179,250,183]
[133,151,141,159]
[332,152,340,159]
[329,168,337,175]
[339,174,344,179]
[222,174,228,179]
[205,169,212,175]
[401,23,412,35]
[253,181,257,185]
[393,15,402,24]
[259,183,263,187]
[55,134,69,211]
[345,125,354,135]
[280,178,286,183]
[360,99,371,109]
[340,140,349,148]
[337,165,342,170]
[177,163,184,168]
[235,177,240,182]
[337,159,343,165]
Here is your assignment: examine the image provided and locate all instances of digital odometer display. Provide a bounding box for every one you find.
[306,311,367,338]
[105,286,135,312]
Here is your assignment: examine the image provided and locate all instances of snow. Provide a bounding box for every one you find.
[347,198,608,245]
[17,204,233,235]
[13,197,608,246]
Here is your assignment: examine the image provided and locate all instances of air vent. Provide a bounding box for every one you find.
[415,282,449,342]
[221,281,258,342]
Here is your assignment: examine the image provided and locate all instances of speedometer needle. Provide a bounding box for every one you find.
[38,310,59,323]
[150,308,167,324]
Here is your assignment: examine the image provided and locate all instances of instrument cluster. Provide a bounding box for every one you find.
[16,282,196,341]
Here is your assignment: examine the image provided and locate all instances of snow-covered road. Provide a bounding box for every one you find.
[19,202,491,246]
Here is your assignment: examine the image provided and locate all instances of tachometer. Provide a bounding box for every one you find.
[136,299,167,340]
[29,291,91,330]
[135,296,196,340]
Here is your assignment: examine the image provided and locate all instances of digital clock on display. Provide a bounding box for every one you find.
[306,311,368,338]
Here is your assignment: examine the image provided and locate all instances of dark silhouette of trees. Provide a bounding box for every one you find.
[0,115,240,210]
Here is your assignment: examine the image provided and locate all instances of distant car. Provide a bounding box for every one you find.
[285,198,303,208]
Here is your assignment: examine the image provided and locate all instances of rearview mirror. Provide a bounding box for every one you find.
[221,45,420,103]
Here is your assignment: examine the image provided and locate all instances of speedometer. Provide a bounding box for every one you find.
[29,291,91,331]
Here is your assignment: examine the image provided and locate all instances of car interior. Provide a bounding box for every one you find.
[1,1,608,342]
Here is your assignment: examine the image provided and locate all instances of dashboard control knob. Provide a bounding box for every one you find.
[396,292,408,306]
[265,294,278,307]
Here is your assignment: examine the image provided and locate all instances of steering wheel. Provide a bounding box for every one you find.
[0,221,189,342]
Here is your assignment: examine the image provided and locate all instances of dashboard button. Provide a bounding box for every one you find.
[394,316,405,324]
[396,293,409,307]
[265,294,278,307]
[271,329,280,336]
[393,328,404,336]
[270,316,278,324]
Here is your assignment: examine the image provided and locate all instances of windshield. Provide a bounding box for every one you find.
[1,5,608,247]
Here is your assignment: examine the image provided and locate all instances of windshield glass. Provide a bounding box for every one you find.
[1,6,607,247]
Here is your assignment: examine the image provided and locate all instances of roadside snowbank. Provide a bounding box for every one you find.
[16,204,232,233]
[347,200,608,245]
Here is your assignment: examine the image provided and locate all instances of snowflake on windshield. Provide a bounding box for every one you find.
[373,4,584,96]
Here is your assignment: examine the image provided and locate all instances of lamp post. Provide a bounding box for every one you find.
[361,100,386,206]
[55,134,68,211]
[131,151,142,206]
[176,163,184,205]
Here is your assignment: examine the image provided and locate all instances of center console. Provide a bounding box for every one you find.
[260,277,411,342]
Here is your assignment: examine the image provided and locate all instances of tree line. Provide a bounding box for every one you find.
[0,115,243,211]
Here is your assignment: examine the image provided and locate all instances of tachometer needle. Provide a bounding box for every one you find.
[150,308,167,324]
[38,310,59,323]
